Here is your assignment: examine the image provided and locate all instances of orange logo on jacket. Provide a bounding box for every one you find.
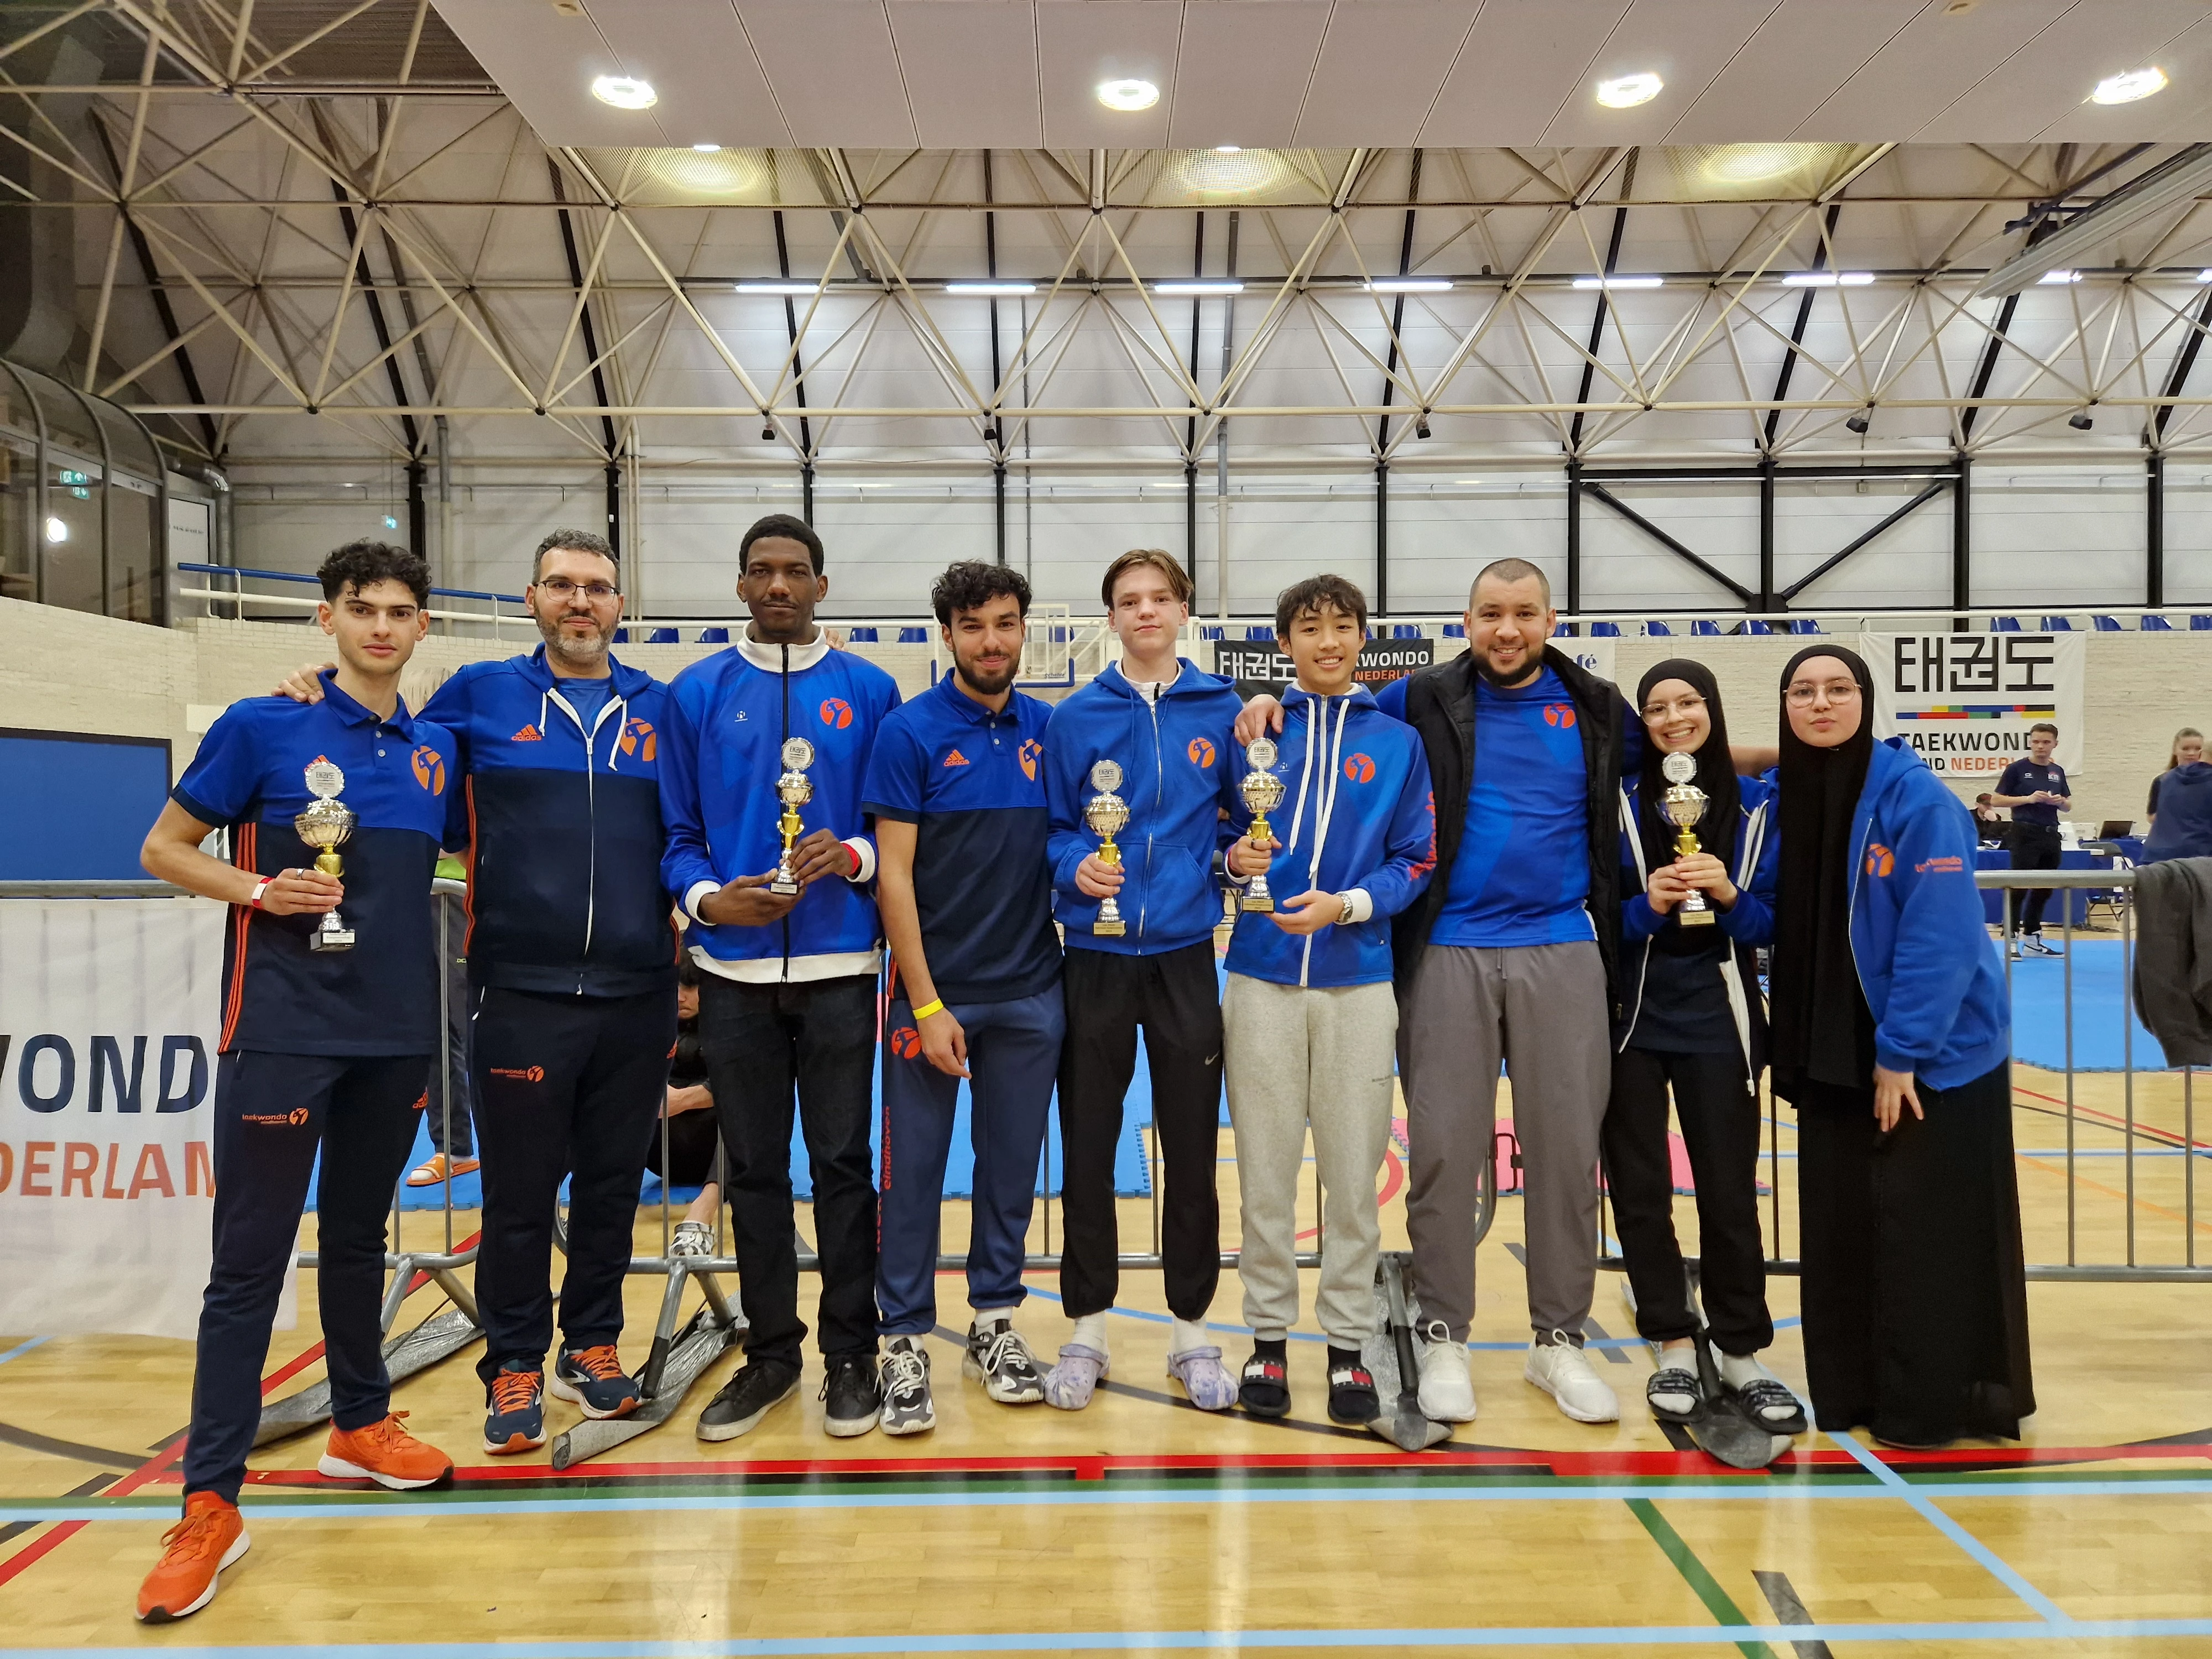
[820,697,854,729]
[942,749,971,768]
[1019,739,1044,781]
[1342,753,1376,784]
[1187,737,1217,768]
[888,1025,921,1059]
[511,724,542,743]
[620,718,656,763]
[1865,843,1895,878]
[1544,704,1577,729]
[411,746,446,794]
[489,1065,546,1083]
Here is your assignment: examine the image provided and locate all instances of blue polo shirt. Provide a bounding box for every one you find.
[1997,757,2068,828]
[862,672,1060,1006]
[173,672,452,1057]
[1427,665,1596,948]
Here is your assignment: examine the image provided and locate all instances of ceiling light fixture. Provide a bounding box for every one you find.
[2091,67,2167,105]
[1594,72,1663,109]
[2198,269,2212,282]
[1781,271,1875,287]
[1155,279,1244,295]
[590,74,656,109]
[1978,143,2212,298]
[1215,145,1241,154]
[1369,278,1453,293]
[2038,269,2084,284]
[945,281,1037,295]
[691,143,721,153]
[735,280,820,295]
[1095,78,1159,112]
[1572,275,1663,290]
[43,516,66,543]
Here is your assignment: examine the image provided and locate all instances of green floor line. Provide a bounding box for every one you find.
[1626,1496,1777,1659]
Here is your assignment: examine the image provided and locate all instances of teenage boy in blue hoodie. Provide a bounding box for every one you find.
[1040,549,1245,1412]
[272,529,681,1456]
[1222,575,1436,1427]
[660,514,902,1442]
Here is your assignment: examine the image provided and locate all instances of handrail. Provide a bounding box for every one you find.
[177,561,523,604]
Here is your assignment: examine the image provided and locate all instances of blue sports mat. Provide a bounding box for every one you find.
[2006,938,2173,1072]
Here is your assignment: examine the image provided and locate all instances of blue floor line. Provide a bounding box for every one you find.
[1828,1429,2070,1624]
[0,1336,50,1368]
[12,1618,2212,1657]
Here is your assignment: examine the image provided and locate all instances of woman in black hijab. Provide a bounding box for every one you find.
[1771,646,2033,1447]
[1605,661,1798,1432]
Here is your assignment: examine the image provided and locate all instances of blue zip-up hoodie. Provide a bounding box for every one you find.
[659,632,901,981]
[1045,659,1245,955]
[1615,772,1778,1065]
[1812,736,2010,1088]
[1224,685,1437,989]
[422,645,678,997]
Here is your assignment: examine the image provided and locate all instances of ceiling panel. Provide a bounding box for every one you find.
[1168,0,1331,149]
[1663,0,1926,146]
[886,2,1042,147]
[734,1,919,148]
[1420,0,1630,147]
[1291,1,1481,149]
[1792,0,2076,142]
[1540,0,1782,148]
[431,0,675,145]
[1914,0,2210,144]
[1036,0,1184,149]
[598,0,789,147]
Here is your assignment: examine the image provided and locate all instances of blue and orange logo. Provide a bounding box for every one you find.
[1865,842,1895,878]
[1187,737,1217,769]
[1544,704,1577,729]
[1342,752,1375,784]
[820,697,853,730]
[411,745,446,795]
[888,1025,922,1059]
[620,718,656,763]
[1019,738,1044,781]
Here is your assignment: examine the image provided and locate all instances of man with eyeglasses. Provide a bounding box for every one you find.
[275,528,680,1456]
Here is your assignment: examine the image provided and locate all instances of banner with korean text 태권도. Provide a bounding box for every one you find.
[1859,631,2085,780]
[0,896,293,1339]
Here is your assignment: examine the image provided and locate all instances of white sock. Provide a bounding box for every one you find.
[1168,1318,1209,1356]
[1717,1350,1765,1391]
[973,1307,1011,1333]
[1070,1313,1108,1354]
[1657,1341,1698,1374]
[1650,1344,1699,1412]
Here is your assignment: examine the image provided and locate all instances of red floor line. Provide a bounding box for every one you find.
[2013,1083,2212,1150]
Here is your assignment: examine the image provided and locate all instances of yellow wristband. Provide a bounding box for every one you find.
[911,999,945,1020]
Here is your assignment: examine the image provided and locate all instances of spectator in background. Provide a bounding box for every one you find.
[2145,741,2212,863]
[659,958,725,1255]
[2148,728,2204,826]
[408,874,479,1186]
[1989,722,2069,958]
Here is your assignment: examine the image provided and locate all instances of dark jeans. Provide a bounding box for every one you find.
[183,1050,427,1504]
[695,973,880,1370]
[426,891,473,1158]
[2010,823,2063,936]
[471,985,675,1385]
[1601,1045,1772,1357]
[1057,942,1223,1322]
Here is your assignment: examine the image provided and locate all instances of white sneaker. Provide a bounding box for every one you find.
[1524,1329,1620,1423]
[1413,1320,1478,1422]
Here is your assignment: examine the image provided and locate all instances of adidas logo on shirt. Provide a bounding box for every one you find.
[942,749,971,768]
[512,724,542,743]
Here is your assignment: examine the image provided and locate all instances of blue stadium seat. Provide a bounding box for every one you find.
[1442,623,1465,638]
[1245,625,1275,641]
[1989,616,2021,632]
[2193,616,2212,630]
[1551,622,1572,637]
[1392,623,1422,639]
[612,627,629,643]
[646,627,678,644]
[1201,625,1224,640]
[898,627,927,642]
[846,627,878,641]
[1744,619,1774,635]
[1787,618,1822,634]
[1590,621,1621,637]
[1692,619,1724,635]
[2141,613,2173,630]
[2093,615,2124,631]
[1645,621,1671,636]
[697,627,729,644]
[2040,615,2074,631]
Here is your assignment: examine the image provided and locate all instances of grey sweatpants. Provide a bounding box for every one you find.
[1400,941,1610,1342]
[1223,972,1397,1347]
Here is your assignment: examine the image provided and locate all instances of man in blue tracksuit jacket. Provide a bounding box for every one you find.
[276,529,679,1455]
[658,513,902,1442]
[1040,549,1245,1413]
[1219,575,1436,1426]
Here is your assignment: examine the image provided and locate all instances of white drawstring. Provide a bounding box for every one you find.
[1308,697,1349,890]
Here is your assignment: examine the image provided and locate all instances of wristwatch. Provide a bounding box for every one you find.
[1337,892,1358,926]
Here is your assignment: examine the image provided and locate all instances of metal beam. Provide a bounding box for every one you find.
[1580,481,1755,606]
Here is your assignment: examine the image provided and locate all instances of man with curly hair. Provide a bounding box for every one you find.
[863,560,1064,1433]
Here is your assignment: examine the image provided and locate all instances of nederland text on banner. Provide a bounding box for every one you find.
[1859,630,2085,779]
[0,896,290,1339]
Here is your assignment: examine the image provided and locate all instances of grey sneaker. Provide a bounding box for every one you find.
[963,1319,1045,1405]
[878,1337,935,1436]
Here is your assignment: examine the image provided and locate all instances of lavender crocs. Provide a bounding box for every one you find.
[1041,1344,1110,1410]
[1166,1345,1238,1412]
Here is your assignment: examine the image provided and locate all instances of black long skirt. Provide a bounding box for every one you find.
[1794,1061,2035,1444]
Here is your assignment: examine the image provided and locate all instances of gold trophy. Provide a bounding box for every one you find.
[1239,737,1286,914]
[295,759,357,952]
[1084,759,1130,937]
[770,737,816,896]
[1660,751,1716,928]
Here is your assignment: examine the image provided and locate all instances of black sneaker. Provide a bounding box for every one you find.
[550,1344,640,1421]
[1238,1350,1290,1418]
[2023,936,2063,957]
[879,1337,935,1436]
[821,1354,881,1439]
[963,1319,1045,1405]
[1326,1353,1380,1426]
[483,1364,545,1455]
[695,1361,798,1442]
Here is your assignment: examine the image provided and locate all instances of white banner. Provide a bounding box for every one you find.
[1558,637,1617,686]
[1859,631,2085,780]
[0,898,291,1340]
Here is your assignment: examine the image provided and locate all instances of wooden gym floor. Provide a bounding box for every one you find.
[1,1061,2209,1657]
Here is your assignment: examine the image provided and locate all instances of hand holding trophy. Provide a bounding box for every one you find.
[294,760,357,951]
[769,737,816,897]
[1239,737,1286,914]
[1084,760,1130,937]
[1659,751,1715,928]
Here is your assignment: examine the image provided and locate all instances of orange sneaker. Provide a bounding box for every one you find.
[405,1153,480,1187]
[136,1492,248,1623]
[317,1412,455,1490]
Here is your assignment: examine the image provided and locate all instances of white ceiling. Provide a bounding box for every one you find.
[432,0,2212,152]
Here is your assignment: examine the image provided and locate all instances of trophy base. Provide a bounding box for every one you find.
[1675,905,1717,928]
[1093,920,1125,937]
[310,926,356,952]
[1239,894,1275,914]
[768,876,800,897]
